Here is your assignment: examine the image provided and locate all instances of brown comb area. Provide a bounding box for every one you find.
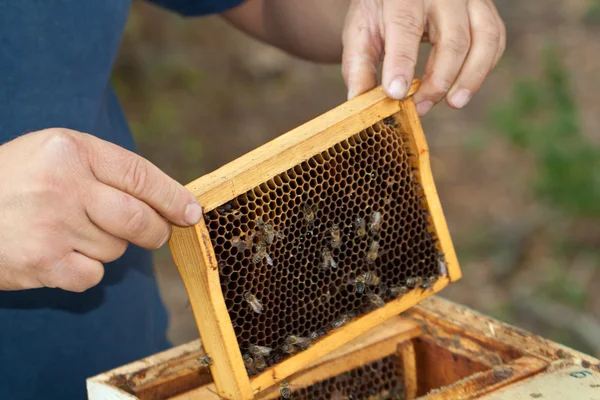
[277,355,404,399]
[204,117,441,372]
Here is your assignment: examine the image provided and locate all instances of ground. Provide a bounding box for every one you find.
[112,0,600,357]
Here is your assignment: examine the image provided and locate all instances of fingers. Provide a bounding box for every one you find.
[72,222,129,264]
[82,134,202,227]
[486,0,507,69]
[412,0,471,115]
[342,3,382,100]
[85,183,172,250]
[446,0,504,109]
[381,0,425,100]
[43,251,105,292]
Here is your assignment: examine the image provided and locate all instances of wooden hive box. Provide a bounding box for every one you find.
[87,296,600,399]
[161,80,462,399]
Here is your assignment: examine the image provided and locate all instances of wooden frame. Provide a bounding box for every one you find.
[87,296,600,400]
[167,80,462,399]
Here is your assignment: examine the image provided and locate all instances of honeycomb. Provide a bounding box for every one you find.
[203,116,442,373]
[276,355,404,400]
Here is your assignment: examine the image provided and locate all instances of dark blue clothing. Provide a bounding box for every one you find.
[0,1,243,399]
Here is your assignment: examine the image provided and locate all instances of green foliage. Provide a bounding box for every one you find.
[489,45,600,218]
[583,0,600,26]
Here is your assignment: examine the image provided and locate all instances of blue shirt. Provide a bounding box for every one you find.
[0,1,243,398]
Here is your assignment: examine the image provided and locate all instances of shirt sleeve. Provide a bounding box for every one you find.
[148,0,245,16]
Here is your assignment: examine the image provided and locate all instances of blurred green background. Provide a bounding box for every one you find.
[113,0,600,356]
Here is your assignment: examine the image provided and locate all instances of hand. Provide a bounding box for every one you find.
[0,129,202,292]
[342,0,506,116]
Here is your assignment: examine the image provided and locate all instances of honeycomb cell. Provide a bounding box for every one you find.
[203,117,442,372]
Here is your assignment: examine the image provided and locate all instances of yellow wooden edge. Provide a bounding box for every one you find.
[187,81,421,212]
[399,99,462,282]
[169,222,253,400]
[249,276,450,395]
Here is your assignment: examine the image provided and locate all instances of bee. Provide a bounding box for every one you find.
[355,217,367,238]
[331,313,353,329]
[232,235,250,251]
[405,276,423,289]
[302,203,319,229]
[252,243,274,266]
[383,116,397,127]
[253,354,267,371]
[366,293,385,308]
[244,292,264,314]
[421,275,438,290]
[351,271,381,294]
[329,224,342,249]
[280,343,297,355]
[197,355,212,371]
[279,380,291,399]
[320,247,337,269]
[218,203,243,220]
[284,335,311,347]
[242,354,259,376]
[248,344,272,357]
[388,285,409,299]
[308,330,326,341]
[366,240,380,264]
[267,352,284,367]
[255,217,284,244]
[368,211,382,235]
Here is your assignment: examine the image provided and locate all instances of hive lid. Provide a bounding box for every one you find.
[168,79,461,399]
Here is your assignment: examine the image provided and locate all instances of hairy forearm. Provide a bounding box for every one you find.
[223,0,348,63]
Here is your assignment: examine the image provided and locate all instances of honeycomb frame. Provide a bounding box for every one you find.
[169,80,461,400]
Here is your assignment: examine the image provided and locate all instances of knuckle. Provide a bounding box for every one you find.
[40,128,79,155]
[123,203,149,239]
[391,10,424,38]
[124,156,149,198]
[442,28,471,55]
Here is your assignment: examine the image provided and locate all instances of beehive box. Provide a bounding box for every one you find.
[87,296,600,399]
[165,80,462,399]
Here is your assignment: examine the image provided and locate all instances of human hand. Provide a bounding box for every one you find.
[342,0,505,116]
[0,129,202,292]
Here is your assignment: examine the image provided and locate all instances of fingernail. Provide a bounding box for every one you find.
[347,88,355,101]
[184,203,203,225]
[450,89,471,108]
[387,78,408,100]
[416,101,433,117]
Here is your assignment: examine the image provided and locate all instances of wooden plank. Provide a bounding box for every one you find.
[186,316,421,400]
[169,221,253,400]
[397,341,417,400]
[249,276,449,395]
[410,297,600,369]
[421,357,547,400]
[398,99,462,283]
[185,81,421,212]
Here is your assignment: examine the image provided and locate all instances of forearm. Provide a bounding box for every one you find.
[223,0,348,63]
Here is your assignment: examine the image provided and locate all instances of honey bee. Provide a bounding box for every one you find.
[320,247,338,269]
[388,285,409,299]
[309,330,326,341]
[255,217,284,244]
[368,211,382,235]
[302,203,319,229]
[366,240,380,264]
[248,344,272,357]
[242,354,259,376]
[366,293,385,308]
[197,355,212,371]
[284,335,311,347]
[405,276,423,289]
[232,235,250,251]
[252,243,274,266]
[244,292,264,314]
[329,224,342,249]
[279,380,291,399]
[331,313,353,329]
[218,203,242,220]
[280,343,297,355]
[351,271,381,294]
[355,217,367,238]
[253,354,267,371]
[421,275,438,290]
